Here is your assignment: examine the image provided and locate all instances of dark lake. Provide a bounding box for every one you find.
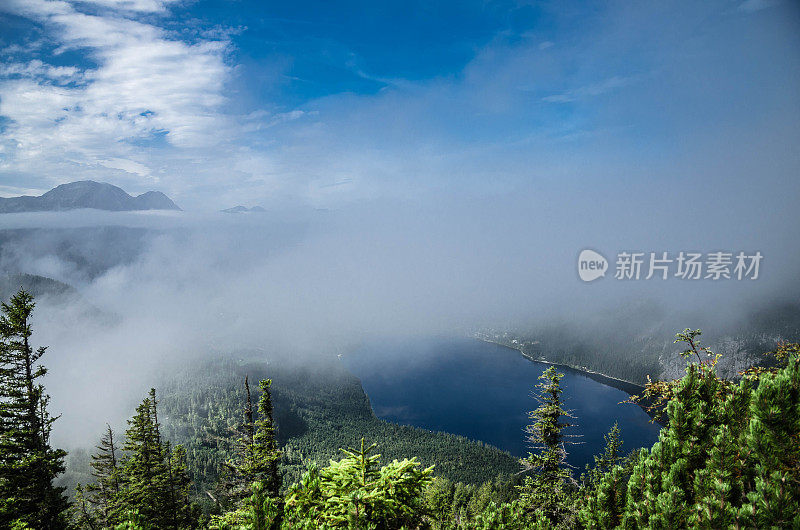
[343,337,661,470]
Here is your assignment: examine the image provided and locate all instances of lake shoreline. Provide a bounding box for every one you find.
[346,337,663,464]
[474,337,646,395]
[476,337,669,425]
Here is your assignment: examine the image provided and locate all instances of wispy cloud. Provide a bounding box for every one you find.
[541,76,635,103]
[738,0,781,13]
[80,0,181,13]
[96,157,153,179]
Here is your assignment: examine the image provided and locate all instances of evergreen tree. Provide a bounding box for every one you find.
[518,366,578,528]
[576,424,628,529]
[112,390,198,528]
[690,424,743,528]
[583,423,622,490]
[209,481,281,530]
[578,464,628,529]
[424,476,455,525]
[283,438,433,528]
[84,424,121,526]
[119,396,165,523]
[0,289,68,528]
[621,330,738,528]
[217,377,281,510]
[71,484,98,530]
[215,376,257,508]
[166,442,196,528]
[619,334,800,529]
[734,343,800,528]
[252,379,281,497]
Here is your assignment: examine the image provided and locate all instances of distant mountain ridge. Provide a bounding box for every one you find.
[221,205,266,213]
[0,181,180,213]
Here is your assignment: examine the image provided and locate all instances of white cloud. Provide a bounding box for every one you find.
[96,157,153,178]
[0,184,49,198]
[0,0,233,193]
[0,0,72,19]
[80,0,181,13]
[0,60,82,83]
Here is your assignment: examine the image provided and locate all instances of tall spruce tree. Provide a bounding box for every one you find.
[119,396,165,523]
[252,379,281,497]
[216,376,258,508]
[167,444,196,526]
[72,484,98,530]
[114,389,197,528]
[519,366,578,528]
[0,289,68,529]
[583,423,623,490]
[217,377,282,509]
[79,424,121,527]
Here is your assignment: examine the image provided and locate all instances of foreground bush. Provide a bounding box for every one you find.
[580,338,800,529]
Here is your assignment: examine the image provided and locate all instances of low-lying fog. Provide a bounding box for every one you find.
[0,185,798,445]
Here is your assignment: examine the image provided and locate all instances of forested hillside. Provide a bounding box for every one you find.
[155,357,521,491]
[58,356,522,513]
[480,300,800,385]
[0,273,76,302]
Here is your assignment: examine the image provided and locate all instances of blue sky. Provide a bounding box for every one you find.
[0,0,798,209]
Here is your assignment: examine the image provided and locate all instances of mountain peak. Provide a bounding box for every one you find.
[0,181,181,213]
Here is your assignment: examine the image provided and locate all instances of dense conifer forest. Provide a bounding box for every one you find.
[60,356,523,499]
[1,289,798,528]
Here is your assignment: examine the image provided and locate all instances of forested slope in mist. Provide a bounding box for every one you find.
[59,356,521,502]
[2,287,795,529]
[481,299,800,385]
